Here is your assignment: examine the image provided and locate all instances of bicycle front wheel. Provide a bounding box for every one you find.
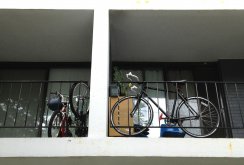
[110,96,153,136]
[69,82,89,116]
[176,97,220,138]
[48,110,73,137]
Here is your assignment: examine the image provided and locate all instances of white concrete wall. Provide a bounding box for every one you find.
[1,0,244,163]
[1,138,244,158]
[0,0,244,10]
[89,8,109,138]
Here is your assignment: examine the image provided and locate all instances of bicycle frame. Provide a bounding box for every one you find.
[59,105,69,137]
[130,83,200,122]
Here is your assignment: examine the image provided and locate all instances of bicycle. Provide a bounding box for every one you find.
[47,82,89,137]
[110,80,220,138]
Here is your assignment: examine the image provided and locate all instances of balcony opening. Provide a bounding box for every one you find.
[0,9,93,137]
[109,10,244,138]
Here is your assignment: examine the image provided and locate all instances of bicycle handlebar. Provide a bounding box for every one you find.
[50,91,69,102]
[50,91,63,97]
[124,72,186,93]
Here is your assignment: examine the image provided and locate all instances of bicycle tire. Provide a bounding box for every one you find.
[176,97,220,138]
[48,110,73,137]
[110,96,153,136]
[69,82,89,117]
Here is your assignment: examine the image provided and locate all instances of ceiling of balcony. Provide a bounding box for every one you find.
[0,10,244,62]
[0,9,93,62]
[110,10,244,62]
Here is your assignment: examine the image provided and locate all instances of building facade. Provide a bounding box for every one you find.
[1,0,244,164]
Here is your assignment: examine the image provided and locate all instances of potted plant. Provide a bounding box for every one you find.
[113,66,129,96]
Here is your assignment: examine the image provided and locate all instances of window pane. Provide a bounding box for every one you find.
[0,69,47,137]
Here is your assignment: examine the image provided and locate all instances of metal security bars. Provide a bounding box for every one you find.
[109,81,244,138]
[0,81,89,137]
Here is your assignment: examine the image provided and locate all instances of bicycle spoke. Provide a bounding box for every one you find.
[201,114,218,119]
[177,97,220,138]
[201,118,216,126]
[200,106,215,115]
[111,96,153,136]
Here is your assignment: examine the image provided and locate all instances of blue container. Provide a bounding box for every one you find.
[160,124,185,137]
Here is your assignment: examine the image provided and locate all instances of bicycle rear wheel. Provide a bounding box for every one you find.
[69,82,89,116]
[48,110,73,137]
[176,97,220,138]
[110,96,153,136]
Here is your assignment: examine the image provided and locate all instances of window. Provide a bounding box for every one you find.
[0,69,48,137]
[0,66,91,137]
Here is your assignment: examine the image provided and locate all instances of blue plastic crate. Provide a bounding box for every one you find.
[160,124,185,138]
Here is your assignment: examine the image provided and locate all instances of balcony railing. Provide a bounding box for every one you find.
[109,81,244,138]
[1,80,244,138]
[0,80,89,137]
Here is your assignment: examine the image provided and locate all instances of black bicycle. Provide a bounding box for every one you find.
[47,82,89,137]
[110,81,220,138]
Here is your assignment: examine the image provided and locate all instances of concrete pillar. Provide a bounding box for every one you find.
[88,9,109,138]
